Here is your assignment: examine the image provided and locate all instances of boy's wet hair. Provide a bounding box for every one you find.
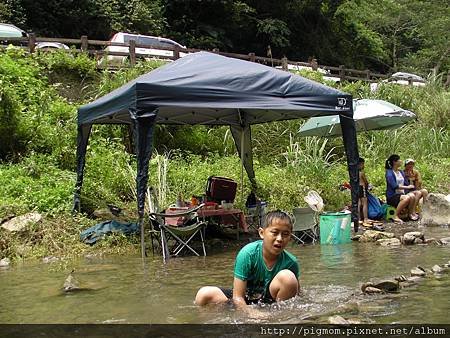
[358,157,365,163]
[263,210,293,229]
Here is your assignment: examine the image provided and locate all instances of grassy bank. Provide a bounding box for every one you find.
[0,48,449,261]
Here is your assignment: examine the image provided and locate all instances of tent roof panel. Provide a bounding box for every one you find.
[78,52,351,126]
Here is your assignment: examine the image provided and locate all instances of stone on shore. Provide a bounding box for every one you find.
[359,230,394,242]
[440,237,450,245]
[401,232,425,245]
[43,256,59,264]
[432,265,444,274]
[0,258,10,267]
[421,193,450,226]
[372,280,400,292]
[424,238,441,245]
[362,280,399,293]
[1,212,42,232]
[364,286,383,294]
[411,267,426,277]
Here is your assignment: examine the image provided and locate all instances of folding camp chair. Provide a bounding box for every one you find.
[245,201,268,232]
[292,207,319,244]
[149,204,206,262]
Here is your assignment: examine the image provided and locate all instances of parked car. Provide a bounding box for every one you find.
[0,23,69,49]
[370,71,426,91]
[101,32,187,65]
[35,41,69,50]
[276,63,340,82]
[0,23,27,45]
[388,72,426,86]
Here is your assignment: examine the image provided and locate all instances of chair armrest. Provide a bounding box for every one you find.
[150,203,205,218]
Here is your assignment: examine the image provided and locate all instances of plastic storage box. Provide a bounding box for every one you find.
[319,211,351,244]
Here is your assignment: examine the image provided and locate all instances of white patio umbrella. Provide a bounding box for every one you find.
[298,99,416,137]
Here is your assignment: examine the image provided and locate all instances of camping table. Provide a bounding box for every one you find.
[197,208,248,239]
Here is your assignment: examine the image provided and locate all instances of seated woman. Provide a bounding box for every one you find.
[404,158,428,206]
[385,154,418,223]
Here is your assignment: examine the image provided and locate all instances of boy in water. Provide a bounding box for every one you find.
[195,210,299,314]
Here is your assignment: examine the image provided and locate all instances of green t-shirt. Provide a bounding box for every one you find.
[234,240,300,300]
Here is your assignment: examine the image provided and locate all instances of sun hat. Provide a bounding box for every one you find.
[405,158,415,165]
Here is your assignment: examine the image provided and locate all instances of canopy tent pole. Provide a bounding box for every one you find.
[230,125,257,193]
[339,108,360,232]
[133,113,157,259]
[240,127,245,208]
[73,124,92,213]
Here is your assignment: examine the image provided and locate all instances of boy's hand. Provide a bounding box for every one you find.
[246,307,268,320]
[233,277,267,320]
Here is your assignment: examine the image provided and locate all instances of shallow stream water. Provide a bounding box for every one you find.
[1,225,449,324]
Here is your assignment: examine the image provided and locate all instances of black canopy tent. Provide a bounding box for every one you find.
[74,52,360,256]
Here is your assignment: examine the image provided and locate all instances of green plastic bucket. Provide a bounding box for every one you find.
[319,212,351,245]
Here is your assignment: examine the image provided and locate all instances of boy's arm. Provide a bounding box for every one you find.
[232,277,248,309]
[232,277,266,319]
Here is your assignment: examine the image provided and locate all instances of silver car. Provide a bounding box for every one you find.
[102,32,186,65]
[0,23,69,49]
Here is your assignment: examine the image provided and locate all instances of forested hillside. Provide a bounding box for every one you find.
[1,0,449,75]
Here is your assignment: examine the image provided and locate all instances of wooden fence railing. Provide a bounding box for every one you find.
[1,33,431,84]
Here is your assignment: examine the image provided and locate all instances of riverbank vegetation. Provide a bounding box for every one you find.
[0,48,449,261]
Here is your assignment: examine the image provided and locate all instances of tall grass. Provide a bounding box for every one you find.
[1,49,449,218]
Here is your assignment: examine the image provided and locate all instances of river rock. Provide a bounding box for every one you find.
[363,286,383,294]
[432,265,445,274]
[0,214,15,225]
[421,193,450,226]
[1,212,42,232]
[328,315,350,324]
[402,275,424,288]
[401,232,425,245]
[440,237,450,245]
[0,258,10,267]
[359,230,394,242]
[377,238,401,246]
[395,275,408,282]
[411,267,426,277]
[372,280,400,292]
[63,271,80,292]
[362,280,399,293]
[424,238,441,245]
[62,270,96,293]
[43,256,59,264]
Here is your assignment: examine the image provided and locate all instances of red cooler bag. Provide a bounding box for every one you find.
[205,176,237,203]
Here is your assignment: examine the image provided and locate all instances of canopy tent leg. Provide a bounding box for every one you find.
[73,124,92,213]
[133,113,157,260]
[240,128,245,209]
[339,112,360,232]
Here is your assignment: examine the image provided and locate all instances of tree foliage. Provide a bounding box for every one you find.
[0,0,449,75]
